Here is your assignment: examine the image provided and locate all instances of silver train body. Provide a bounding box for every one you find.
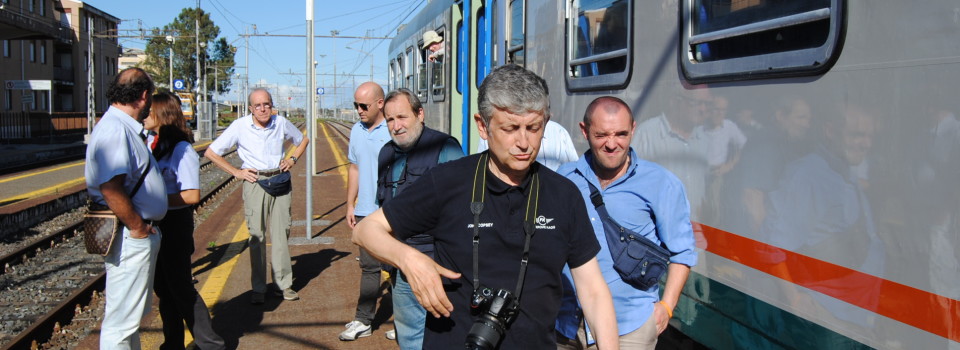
[388,1,959,348]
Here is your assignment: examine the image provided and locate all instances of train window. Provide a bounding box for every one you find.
[456,20,463,94]
[682,0,844,83]
[507,0,524,66]
[565,0,631,91]
[417,60,428,99]
[395,55,404,91]
[405,47,414,89]
[431,27,447,101]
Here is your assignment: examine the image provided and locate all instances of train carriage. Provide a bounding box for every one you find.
[388,1,960,348]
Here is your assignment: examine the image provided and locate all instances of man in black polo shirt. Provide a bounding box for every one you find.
[353,64,618,349]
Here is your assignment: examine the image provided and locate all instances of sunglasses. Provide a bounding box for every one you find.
[353,102,371,111]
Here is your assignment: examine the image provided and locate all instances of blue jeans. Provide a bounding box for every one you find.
[392,272,426,350]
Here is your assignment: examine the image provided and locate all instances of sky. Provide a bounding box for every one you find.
[83,0,426,110]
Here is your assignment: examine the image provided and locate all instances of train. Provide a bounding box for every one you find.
[387,0,959,349]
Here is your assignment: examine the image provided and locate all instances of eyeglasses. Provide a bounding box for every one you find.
[252,103,272,110]
[353,102,370,111]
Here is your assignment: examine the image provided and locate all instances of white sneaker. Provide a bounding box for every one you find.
[339,320,372,341]
[385,329,396,340]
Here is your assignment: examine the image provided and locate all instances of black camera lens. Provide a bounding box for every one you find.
[464,315,506,350]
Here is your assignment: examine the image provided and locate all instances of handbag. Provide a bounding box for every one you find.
[587,181,671,290]
[82,161,152,256]
[257,171,292,196]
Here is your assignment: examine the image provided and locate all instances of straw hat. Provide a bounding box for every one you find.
[422,31,442,49]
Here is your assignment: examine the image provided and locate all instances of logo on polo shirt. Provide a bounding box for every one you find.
[535,215,556,230]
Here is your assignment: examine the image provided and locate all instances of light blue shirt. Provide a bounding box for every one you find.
[348,119,390,216]
[477,120,579,171]
[157,141,200,210]
[208,114,304,170]
[85,106,168,221]
[556,148,697,341]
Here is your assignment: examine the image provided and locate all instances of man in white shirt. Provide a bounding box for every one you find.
[205,88,309,304]
[85,67,168,349]
[477,120,579,171]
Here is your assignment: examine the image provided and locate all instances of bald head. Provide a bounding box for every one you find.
[583,96,633,126]
[354,82,385,126]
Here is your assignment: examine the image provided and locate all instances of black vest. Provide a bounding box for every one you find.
[377,127,457,204]
[377,127,459,252]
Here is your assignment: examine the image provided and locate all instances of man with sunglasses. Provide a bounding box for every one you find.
[206,88,309,305]
[342,81,393,341]
[376,88,463,349]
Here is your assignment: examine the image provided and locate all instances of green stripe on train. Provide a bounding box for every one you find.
[672,271,873,349]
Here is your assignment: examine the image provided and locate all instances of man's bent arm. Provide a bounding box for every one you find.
[352,209,461,318]
[654,263,691,334]
[345,163,360,228]
[100,175,152,239]
[570,258,619,349]
[204,148,257,183]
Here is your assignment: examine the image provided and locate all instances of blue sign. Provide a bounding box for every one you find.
[316,87,325,95]
[173,79,186,91]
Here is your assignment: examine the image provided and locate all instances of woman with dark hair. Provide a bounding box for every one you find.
[144,92,225,350]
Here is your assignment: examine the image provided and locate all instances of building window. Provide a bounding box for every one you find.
[681,0,843,83]
[28,0,34,12]
[2,40,9,58]
[566,0,632,91]
[39,0,45,16]
[40,41,46,64]
[84,51,88,71]
[29,41,36,62]
[4,90,11,111]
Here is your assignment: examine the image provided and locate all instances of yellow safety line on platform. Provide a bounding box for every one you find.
[320,122,349,181]
[0,177,85,204]
[141,220,249,349]
[0,161,84,184]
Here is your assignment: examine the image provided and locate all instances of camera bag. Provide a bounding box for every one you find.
[587,182,670,290]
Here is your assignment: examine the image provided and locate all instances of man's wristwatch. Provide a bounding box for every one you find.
[289,156,298,164]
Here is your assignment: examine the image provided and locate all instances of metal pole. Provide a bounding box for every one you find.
[305,0,315,239]
[168,37,174,89]
[245,26,250,111]
[195,0,201,132]
[331,30,338,120]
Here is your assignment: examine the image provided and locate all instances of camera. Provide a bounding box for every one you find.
[465,287,519,350]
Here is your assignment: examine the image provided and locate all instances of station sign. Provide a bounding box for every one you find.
[316,87,324,95]
[173,79,186,91]
[4,80,52,90]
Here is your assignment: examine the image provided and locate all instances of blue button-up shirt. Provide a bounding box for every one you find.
[556,148,697,341]
[348,119,390,216]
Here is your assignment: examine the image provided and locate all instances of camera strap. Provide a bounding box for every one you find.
[470,153,540,301]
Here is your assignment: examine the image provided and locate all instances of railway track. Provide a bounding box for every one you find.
[0,149,243,350]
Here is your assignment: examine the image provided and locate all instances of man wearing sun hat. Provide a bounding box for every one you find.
[422,30,444,62]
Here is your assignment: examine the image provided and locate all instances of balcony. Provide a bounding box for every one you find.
[0,9,73,43]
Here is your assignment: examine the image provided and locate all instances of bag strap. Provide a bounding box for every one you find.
[585,180,666,250]
[129,160,153,199]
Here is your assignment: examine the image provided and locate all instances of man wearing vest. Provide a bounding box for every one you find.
[377,88,463,349]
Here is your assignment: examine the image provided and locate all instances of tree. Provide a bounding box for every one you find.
[141,7,235,99]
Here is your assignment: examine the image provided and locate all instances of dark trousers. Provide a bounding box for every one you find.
[154,207,225,350]
[354,216,383,324]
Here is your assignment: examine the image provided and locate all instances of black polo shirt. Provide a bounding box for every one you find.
[382,153,600,350]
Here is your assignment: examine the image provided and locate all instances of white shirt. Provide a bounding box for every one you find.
[85,106,168,221]
[633,113,709,211]
[698,119,747,167]
[157,141,200,210]
[208,114,304,170]
[477,120,579,171]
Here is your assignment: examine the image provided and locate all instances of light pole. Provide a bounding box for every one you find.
[166,34,175,89]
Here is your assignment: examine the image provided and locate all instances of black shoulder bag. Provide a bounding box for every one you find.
[587,181,670,290]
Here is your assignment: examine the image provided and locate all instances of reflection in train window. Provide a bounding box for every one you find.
[394,57,403,91]
[507,0,525,66]
[682,0,843,83]
[566,0,631,91]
